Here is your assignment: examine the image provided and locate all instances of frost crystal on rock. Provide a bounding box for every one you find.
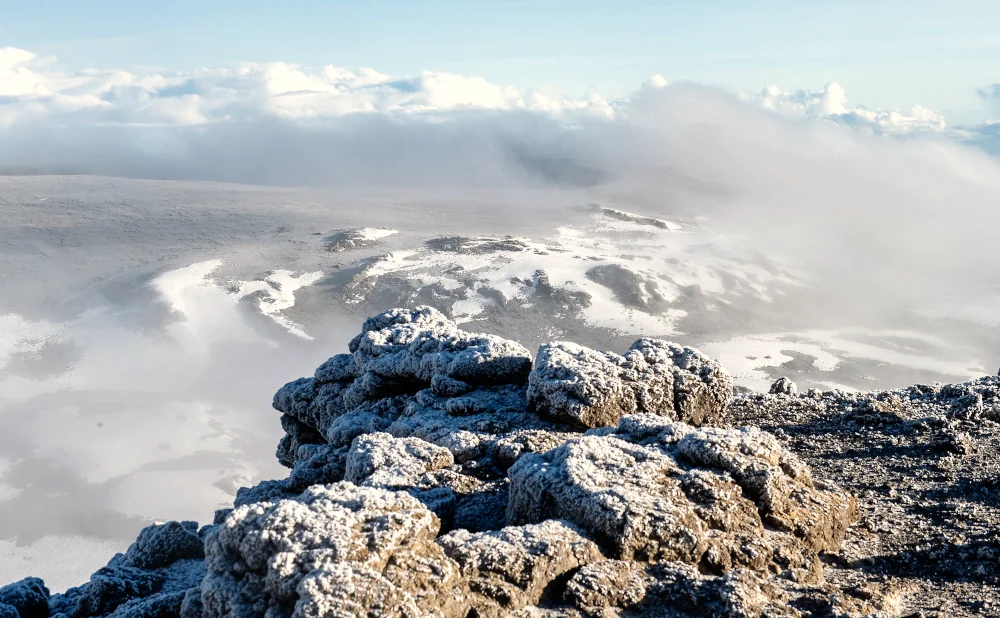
[527,338,732,429]
[507,414,857,582]
[437,520,604,617]
[200,483,467,618]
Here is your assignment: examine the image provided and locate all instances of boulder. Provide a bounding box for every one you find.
[508,414,857,582]
[527,339,732,430]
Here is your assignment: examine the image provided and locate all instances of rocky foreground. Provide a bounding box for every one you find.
[2,307,997,617]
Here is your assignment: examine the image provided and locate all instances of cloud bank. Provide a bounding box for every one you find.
[0,47,616,129]
[2,45,999,302]
[0,46,984,133]
[3,45,999,186]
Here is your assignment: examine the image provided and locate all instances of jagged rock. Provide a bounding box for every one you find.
[431,374,473,397]
[271,307,537,473]
[345,432,455,487]
[564,561,799,617]
[769,377,798,396]
[508,414,857,582]
[349,306,533,386]
[110,522,204,571]
[325,396,412,448]
[177,588,202,618]
[0,578,49,618]
[344,432,480,525]
[313,353,360,384]
[629,339,733,427]
[40,519,207,618]
[437,520,604,617]
[528,339,731,430]
[527,342,674,429]
[286,443,350,491]
[673,426,857,554]
[384,385,566,468]
[51,561,204,618]
[200,482,469,618]
[452,481,510,533]
[294,563,425,618]
[65,567,162,618]
[562,560,652,613]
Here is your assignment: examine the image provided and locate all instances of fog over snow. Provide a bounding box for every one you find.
[1,47,1000,589]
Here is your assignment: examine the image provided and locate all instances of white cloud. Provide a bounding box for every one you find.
[4,46,1000,192]
[0,46,970,136]
[0,48,49,97]
[0,49,615,128]
[748,81,947,135]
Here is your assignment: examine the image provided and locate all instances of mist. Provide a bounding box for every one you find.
[3,79,1000,589]
[5,83,998,286]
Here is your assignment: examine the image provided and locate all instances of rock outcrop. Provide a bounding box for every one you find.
[527,338,731,429]
[9,306,1000,617]
[508,415,856,582]
[200,483,467,618]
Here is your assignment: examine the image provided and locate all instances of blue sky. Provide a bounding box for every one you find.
[3,0,1000,122]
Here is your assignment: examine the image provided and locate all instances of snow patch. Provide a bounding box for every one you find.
[346,209,801,336]
[235,269,324,340]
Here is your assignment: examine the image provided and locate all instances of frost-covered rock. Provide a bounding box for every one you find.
[0,578,49,618]
[564,560,799,617]
[527,342,674,429]
[344,432,480,525]
[769,377,798,396]
[109,522,204,571]
[637,339,733,426]
[437,520,604,618]
[507,414,857,582]
[201,482,612,618]
[349,306,533,386]
[200,482,468,618]
[271,307,538,471]
[528,339,732,429]
[345,432,455,487]
[45,521,206,618]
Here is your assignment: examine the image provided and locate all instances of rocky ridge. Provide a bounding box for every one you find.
[2,306,997,617]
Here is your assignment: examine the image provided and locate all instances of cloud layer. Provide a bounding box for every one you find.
[1,46,999,302]
[749,82,947,135]
[0,46,982,134]
[5,45,999,188]
[0,47,616,129]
